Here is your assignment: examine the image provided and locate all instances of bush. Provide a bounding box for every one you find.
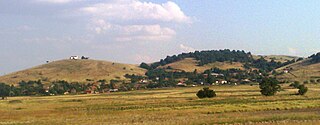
[259,77,281,96]
[297,84,308,95]
[196,90,206,98]
[289,81,300,88]
[196,87,216,98]
[206,89,216,98]
[310,79,316,84]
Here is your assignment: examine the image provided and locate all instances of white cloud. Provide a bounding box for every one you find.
[90,19,176,41]
[288,47,297,55]
[80,0,191,23]
[134,54,155,63]
[90,19,112,34]
[117,24,176,41]
[36,0,79,4]
[180,44,195,52]
[81,1,190,42]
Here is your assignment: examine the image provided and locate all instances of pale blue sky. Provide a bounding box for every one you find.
[1,0,320,75]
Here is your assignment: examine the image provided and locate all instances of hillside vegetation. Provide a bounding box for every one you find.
[158,58,244,72]
[254,55,301,63]
[141,49,299,75]
[0,59,146,84]
[277,55,320,82]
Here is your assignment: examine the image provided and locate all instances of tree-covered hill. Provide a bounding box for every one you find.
[140,49,297,73]
[309,52,320,63]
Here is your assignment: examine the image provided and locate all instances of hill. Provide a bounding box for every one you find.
[276,54,320,82]
[158,55,300,73]
[141,50,299,74]
[158,58,244,72]
[253,55,301,63]
[0,59,146,84]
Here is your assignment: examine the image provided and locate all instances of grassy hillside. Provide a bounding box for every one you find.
[276,58,320,82]
[1,85,320,124]
[253,55,301,63]
[0,59,146,84]
[157,55,299,73]
[158,58,244,72]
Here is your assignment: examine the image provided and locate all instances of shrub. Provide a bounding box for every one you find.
[206,89,216,98]
[310,79,316,84]
[196,87,216,98]
[289,81,300,88]
[259,77,281,96]
[196,90,206,98]
[297,84,308,95]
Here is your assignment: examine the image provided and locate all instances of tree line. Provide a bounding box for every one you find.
[140,49,298,73]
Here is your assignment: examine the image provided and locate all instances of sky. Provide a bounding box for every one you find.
[1,0,320,75]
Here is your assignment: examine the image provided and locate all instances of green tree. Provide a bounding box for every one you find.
[297,84,308,95]
[196,89,206,98]
[196,87,216,98]
[0,83,10,99]
[259,78,281,96]
[289,81,300,88]
[139,62,150,70]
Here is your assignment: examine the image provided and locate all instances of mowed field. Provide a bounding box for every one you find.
[1,85,320,125]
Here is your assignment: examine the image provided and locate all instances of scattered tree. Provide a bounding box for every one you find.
[0,83,10,100]
[297,84,308,95]
[259,78,281,96]
[289,81,300,88]
[196,87,216,98]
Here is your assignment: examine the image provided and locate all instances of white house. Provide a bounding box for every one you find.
[176,82,187,87]
[215,80,228,84]
[70,56,79,60]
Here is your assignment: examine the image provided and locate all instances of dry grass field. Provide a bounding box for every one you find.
[1,84,320,125]
[0,60,146,84]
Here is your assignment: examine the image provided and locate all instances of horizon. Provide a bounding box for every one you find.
[0,50,306,75]
[1,0,320,74]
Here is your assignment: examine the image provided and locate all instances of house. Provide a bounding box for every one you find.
[70,56,79,60]
[139,79,148,83]
[86,84,99,94]
[70,88,77,94]
[215,80,228,84]
[109,89,119,92]
[176,81,187,87]
[211,73,224,77]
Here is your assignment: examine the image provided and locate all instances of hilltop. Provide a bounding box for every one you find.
[0,59,146,84]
